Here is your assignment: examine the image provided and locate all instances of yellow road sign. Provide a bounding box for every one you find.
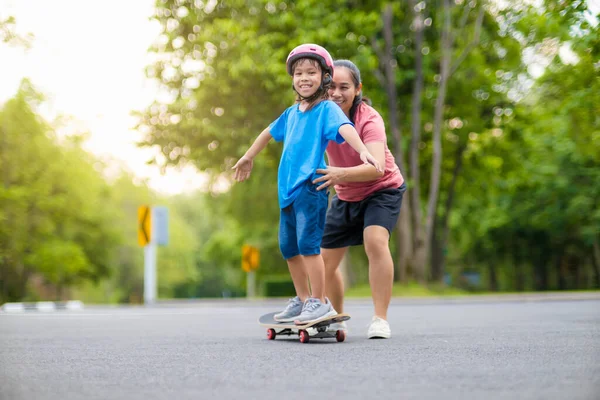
[242,245,259,272]
[138,205,152,247]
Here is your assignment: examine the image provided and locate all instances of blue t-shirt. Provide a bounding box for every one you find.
[269,100,352,208]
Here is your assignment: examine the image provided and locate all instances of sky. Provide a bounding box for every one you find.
[0,0,208,195]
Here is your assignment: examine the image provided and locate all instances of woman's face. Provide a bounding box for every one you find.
[328,66,361,117]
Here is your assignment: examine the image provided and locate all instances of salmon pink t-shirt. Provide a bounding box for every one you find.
[325,102,404,202]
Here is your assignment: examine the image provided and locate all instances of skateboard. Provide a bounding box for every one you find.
[259,312,351,343]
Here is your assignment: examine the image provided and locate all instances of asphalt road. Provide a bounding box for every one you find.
[1,296,599,400]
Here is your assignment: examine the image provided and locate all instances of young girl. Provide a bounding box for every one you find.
[233,44,382,323]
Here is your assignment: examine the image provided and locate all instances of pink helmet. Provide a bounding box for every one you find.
[286,43,334,77]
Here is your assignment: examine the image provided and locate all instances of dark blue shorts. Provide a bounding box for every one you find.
[321,183,406,248]
[279,179,329,260]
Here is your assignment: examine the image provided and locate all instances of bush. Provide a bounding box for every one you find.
[262,275,296,297]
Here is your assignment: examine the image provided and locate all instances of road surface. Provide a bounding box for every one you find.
[1,296,598,400]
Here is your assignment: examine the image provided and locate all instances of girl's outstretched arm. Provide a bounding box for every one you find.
[232,128,273,182]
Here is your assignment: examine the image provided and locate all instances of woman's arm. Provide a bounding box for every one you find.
[313,141,385,190]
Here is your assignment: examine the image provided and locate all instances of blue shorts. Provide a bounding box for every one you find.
[279,179,329,260]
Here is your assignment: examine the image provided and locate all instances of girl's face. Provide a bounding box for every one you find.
[328,66,361,117]
[292,59,322,99]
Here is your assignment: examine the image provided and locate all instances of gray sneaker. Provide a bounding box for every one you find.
[273,296,303,322]
[295,297,337,324]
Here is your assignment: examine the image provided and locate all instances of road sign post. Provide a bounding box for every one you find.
[247,271,256,298]
[138,205,169,305]
[143,240,157,305]
[242,245,259,298]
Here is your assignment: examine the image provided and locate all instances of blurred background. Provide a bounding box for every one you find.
[0,0,598,305]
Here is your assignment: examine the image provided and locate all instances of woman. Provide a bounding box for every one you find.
[314,59,406,339]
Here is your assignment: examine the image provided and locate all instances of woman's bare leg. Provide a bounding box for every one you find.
[363,226,394,320]
[322,247,348,313]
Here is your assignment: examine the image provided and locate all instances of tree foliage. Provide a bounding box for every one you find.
[137,0,599,291]
[2,1,598,302]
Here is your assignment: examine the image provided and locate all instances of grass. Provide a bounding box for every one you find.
[345,282,469,298]
[345,283,600,298]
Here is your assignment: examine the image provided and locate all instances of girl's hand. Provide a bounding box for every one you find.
[359,151,383,173]
[232,156,254,182]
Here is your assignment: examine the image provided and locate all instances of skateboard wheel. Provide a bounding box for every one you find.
[266,329,276,340]
[336,330,346,342]
[299,330,310,343]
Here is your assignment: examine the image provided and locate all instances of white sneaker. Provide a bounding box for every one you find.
[306,321,347,336]
[367,316,391,339]
[327,321,348,333]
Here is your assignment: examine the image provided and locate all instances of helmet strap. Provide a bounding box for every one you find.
[294,86,322,102]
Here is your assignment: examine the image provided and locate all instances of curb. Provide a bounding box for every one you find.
[0,300,84,313]
[151,291,600,307]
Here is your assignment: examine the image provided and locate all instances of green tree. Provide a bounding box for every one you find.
[0,80,121,301]
[137,0,599,293]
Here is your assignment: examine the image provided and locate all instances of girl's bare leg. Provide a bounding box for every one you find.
[286,255,310,301]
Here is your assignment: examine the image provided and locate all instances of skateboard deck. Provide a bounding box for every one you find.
[259,312,351,343]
